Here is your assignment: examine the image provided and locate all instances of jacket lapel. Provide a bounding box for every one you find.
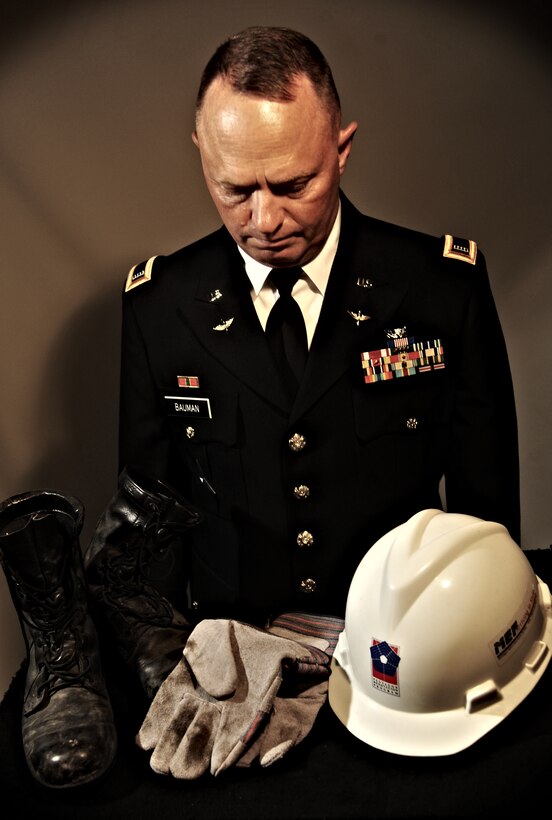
[292,196,410,421]
[177,231,290,413]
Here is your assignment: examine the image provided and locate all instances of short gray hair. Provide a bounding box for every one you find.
[195,26,341,127]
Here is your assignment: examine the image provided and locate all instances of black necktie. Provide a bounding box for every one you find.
[265,267,308,394]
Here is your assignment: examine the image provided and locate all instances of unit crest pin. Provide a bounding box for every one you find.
[385,327,407,339]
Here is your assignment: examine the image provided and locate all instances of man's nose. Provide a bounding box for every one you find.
[250,190,284,235]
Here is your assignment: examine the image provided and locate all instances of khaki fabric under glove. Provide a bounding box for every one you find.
[136,614,342,778]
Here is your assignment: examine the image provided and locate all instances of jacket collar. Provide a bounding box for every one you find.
[179,193,410,417]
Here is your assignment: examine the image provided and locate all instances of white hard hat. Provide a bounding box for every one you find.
[328,509,552,756]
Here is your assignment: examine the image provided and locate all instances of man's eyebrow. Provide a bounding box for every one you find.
[219,181,255,192]
[270,173,315,188]
[219,173,314,191]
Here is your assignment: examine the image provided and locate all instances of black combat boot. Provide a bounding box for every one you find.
[84,466,203,699]
[0,490,117,788]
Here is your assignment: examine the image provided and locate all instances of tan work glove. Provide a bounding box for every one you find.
[235,611,344,768]
[136,614,340,778]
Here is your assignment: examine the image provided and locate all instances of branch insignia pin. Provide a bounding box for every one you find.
[348,309,371,326]
[213,318,234,332]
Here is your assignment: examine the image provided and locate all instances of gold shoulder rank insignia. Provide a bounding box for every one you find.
[125,255,159,292]
[443,235,477,265]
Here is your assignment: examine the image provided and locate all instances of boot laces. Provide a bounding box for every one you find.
[100,510,178,627]
[11,567,104,714]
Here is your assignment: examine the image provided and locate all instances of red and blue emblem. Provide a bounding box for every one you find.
[370,639,401,696]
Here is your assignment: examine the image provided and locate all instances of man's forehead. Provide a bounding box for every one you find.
[196,75,328,131]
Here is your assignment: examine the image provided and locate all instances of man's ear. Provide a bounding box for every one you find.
[191,131,199,148]
[337,120,358,175]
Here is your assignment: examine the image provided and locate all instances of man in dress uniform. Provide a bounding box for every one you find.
[0,26,521,786]
[119,25,520,623]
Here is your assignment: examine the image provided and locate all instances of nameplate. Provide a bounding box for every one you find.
[163,395,212,418]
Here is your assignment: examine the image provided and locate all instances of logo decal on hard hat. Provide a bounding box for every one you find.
[370,640,401,696]
[492,582,537,663]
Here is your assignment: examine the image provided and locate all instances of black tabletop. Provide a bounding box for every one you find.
[1,549,551,820]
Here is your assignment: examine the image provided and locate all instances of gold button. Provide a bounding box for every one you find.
[297,530,314,548]
[300,578,317,594]
[406,418,418,430]
[289,433,306,452]
[191,600,199,610]
[293,484,310,500]
[186,426,195,438]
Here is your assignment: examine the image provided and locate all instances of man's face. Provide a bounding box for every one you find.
[193,76,357,268]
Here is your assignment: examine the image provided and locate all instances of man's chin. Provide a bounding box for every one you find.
[241,242,307,269]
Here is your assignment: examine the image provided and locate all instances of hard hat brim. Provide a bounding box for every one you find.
[328,657,502,756]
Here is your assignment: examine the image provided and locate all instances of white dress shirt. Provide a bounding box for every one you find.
[237,203,341,348]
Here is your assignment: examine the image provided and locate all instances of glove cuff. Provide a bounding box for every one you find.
[267,612,344,656]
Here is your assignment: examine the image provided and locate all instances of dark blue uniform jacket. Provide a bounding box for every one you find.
[119,194,520,618]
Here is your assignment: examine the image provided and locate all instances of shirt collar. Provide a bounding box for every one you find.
[238,201,341,296]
